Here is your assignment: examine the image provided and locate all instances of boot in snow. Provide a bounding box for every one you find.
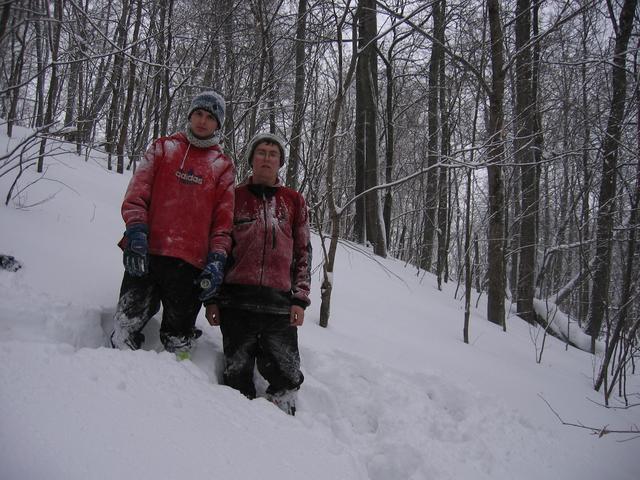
[162,327,202,359]
[266,390,297,416]
[175,351,191,361]
[110,329,145,350]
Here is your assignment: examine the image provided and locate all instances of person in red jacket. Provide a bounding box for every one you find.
[207,133,311,415]
[110,91,235,357]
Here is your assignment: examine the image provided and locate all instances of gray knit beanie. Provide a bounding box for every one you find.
[187,91,225,127]
[246,133,287,167]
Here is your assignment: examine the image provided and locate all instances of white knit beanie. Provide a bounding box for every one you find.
[246,133,287,167]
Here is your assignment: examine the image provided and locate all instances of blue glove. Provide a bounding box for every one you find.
[198,252,226,303]
[123,224,148,277]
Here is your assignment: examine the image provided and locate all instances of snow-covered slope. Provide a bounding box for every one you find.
[1,125,638,480]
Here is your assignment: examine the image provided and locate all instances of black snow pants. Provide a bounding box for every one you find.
[219,307,304,399]
[112,255,202,352]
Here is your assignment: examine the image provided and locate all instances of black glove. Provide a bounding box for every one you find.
[123,224,149,276]
[198,252,226,303]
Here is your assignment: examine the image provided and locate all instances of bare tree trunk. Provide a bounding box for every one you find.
[222,0,237,159]
[464,8,487,343]
[605,315,640,401]
[474,233,481,292]
[514,0,538,324]
[464,165,473,344]
[531,0,543,278]
[150,0,174,138]
[595,178,639,393]
[436,143,448,289]
[62,2,90,144]
[508,165,521,303]
[355,0,386,257]
[75,40,85,156]
[105,0,131,170]
[74,0,115,151]
[117,0,142,174]
[437,16,450,289]
[7,17,27,138]
[354,1,367,245]
[579,4,592,326]
[594,44,640,393]
[247,0,269,142]
[587,0,637,352]
[37,0,62,173]
[420,0,444,271]
[159,0,174,136]
[33,0,45,129]
[151,2,166,140]
[63,40,80,140]
[319,9,358,328]
[266,29,277,134]
[285,0,308,190]
[0,1,11,41]
[381,48,395,246]
[486,0,506,328]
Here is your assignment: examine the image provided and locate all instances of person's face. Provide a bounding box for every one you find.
[251,142,281,185]
[189,109,219,139]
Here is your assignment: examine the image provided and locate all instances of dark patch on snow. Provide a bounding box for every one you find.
[0,255,22,272]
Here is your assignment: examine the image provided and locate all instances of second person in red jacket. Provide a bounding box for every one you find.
[207,133,312,415]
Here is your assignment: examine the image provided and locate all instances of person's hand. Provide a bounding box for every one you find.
[206,304,221,326]
[123,224,148,276]
[290,305,304,326]
[198,252,226,302]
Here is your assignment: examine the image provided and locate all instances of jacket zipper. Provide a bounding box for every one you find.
[259,192,268,287]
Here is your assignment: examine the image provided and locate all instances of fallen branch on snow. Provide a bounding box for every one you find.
[539,394,640,442]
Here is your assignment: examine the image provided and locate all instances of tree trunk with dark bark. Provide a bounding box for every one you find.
[486,0,507,328]
[587,0,637,352]
[285,0,307,191]
[514,0,538,325]
[355,0,386,257]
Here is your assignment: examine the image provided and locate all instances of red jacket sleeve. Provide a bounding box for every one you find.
[208,157,235,257]
[121,140,159,227]
[291,193,312,307]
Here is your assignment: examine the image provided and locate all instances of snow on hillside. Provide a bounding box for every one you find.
[1,125,639,480]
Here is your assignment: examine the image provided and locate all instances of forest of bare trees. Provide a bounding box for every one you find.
[1,0,638,403]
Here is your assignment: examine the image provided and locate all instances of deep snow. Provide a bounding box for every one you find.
[1,124,639,480]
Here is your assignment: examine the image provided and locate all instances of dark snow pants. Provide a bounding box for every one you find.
[112,255,202,352]
[219,307,304,399]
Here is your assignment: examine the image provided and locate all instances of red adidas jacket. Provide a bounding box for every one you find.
[221,177,312,313]
[121,132,235,269]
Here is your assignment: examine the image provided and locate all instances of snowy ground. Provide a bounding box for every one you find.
[1,124,639,480]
